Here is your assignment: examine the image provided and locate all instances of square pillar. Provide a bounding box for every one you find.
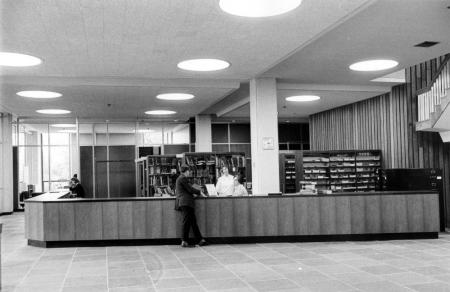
[250,78,280,194]
[195,115,212,152]
[0,113,13,213]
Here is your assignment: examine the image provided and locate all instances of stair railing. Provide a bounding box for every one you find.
[417,56,450,122]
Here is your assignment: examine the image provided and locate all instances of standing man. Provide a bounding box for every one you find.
[175,165,208,247]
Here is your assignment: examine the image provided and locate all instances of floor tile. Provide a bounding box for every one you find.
[108,276,153,288]
[190,268,237,280]
[407,282,450,292]
[353,280,415,292]
[249,278,300,292]
[299,279,354,292]
[330,271,383,284]
[382,271,434,285]
[153,277,199,289]
[200,278,250,290]
[360,264,405,275]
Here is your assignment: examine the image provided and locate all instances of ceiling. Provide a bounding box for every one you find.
[1,0,449,121]
[212,0,450,119]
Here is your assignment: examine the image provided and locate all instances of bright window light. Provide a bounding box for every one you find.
[177,59,230,72]
[349,59,399,72]
[17,91,62,98]
[156,93,195,100]
[36,109,71,115]
[286,95,320,102]
[0,52,42,67]
[219,0,302,17]
[145,110,176,115]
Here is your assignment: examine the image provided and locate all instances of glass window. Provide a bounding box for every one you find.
[79,123,94,146]
[137,123,163,146]
[212,124,228,143]
[19,124,47,146]
[108,123,136,146]
[18,145,43,193]
[163,123,189,144]
[94,124,108,146]
[230,124,250,143]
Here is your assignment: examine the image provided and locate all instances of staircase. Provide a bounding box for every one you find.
[416,55,450,142]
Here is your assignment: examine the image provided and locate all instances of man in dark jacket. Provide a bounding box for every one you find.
[176,165,207,247]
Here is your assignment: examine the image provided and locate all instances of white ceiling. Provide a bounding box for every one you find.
[221,0,450,118]
[222,88,389,119]
[1,0,449,121]
[0,0,374,119]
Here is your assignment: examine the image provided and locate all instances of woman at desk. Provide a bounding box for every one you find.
[216,166,234,196]
[233,174,248,196]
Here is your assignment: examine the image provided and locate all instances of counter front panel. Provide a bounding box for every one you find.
[25,191,440,247]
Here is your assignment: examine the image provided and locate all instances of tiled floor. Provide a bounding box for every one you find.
[2,213,450,292]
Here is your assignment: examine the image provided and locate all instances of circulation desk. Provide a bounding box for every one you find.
[25,191,440,247]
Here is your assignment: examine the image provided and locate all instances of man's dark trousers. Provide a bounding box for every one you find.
[180,206,202,242]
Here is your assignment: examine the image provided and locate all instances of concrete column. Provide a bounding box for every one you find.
[195,115,212,152]
[250,78,280,194]
[0,113,13,213]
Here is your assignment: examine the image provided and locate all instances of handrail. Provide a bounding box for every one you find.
[417,54,450,95]
[417,59,450,122]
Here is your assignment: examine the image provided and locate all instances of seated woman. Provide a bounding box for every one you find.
[233,174,248,196]
[216,166,234,196]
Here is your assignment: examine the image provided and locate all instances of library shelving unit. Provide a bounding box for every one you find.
[279,151,302,193]
[215,152,246,179]
[180,152,218,185]
[302,151,331,192]
[135,155,180,197]
[280,150,382,193]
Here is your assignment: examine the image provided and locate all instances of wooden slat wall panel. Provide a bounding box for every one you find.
[310,54,450,227]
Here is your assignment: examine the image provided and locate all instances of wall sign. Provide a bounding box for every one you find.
[262,137,274,150]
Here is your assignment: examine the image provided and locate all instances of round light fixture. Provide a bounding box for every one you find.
[17,91,62,99]
[286,95,320,102]
[0,52,42,67]
[349,59,398,72]
[36,109,71,115]
[145,110,176,115]
[219,0,302,17]
[156,93,195,100]
[177,59,230,72]
[51,124,76,128]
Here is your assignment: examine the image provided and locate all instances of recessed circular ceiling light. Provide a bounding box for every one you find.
[177,59,230,72]
[286,95,321,102]
[36,109,71,115]
[51,124,76,128]
[349,59,398,72]
[156,93,195,100]
[219,0,302,17]
[145,110,176,115]
[17,91,62,98]
[0,52,42,67]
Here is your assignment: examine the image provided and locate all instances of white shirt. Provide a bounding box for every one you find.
[216,175,234,196]
[233,184,248,196]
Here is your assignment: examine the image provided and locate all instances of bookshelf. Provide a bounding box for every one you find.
[136,155,180,197]
[215,152,246,179]
[180,152,218,185]
[280,150,382,193]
